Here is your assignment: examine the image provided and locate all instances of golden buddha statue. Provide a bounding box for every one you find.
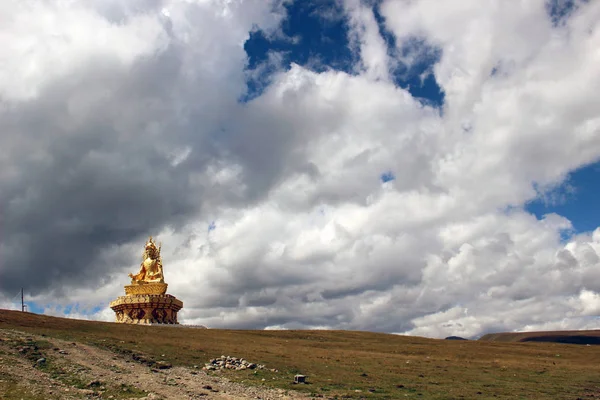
[110,236,182,324]
[129,236,164,284]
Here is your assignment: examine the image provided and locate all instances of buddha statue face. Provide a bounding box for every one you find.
[144,242,158,258]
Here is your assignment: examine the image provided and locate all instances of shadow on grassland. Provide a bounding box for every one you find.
[520,335,600,345]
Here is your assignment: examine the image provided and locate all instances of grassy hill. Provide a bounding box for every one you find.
[480,329,600,344]
[1,309,600,399]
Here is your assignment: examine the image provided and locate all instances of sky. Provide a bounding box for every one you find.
[1,0,600,339]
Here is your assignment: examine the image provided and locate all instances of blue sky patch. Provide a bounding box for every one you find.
[380,171,395,183]
[243,0,444,108]
[546,0,586,27]
[243,1,357,101]
[372,4,445,108]
[26,302,44,314]
[526,160,600,234]
[208,221,216,232]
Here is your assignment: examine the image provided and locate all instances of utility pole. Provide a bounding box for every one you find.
[21,288,24,312]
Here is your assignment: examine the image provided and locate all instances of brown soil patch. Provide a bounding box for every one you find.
[0,328,311,399]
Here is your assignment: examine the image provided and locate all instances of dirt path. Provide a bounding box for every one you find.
[0,329,314,400]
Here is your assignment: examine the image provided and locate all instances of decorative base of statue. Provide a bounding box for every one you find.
[109,237,183,325]
[109,290,183,325]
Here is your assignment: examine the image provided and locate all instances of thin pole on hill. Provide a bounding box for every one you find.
[21,288,24,312]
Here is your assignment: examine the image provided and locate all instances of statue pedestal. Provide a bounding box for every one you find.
[125,282,167,295]
[109,284,183,324]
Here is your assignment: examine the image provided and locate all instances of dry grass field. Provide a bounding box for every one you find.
[1,309,600,399]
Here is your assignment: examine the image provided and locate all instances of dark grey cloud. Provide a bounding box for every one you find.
[0,55,205,295]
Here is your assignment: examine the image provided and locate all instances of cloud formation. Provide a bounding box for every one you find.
[1,0,600,338]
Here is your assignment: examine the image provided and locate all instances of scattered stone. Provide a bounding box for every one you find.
[87,380,102,388]
[36,358,46,365]
[294,375,307,384]
[204,355,268,372]
[155,361,172,370]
